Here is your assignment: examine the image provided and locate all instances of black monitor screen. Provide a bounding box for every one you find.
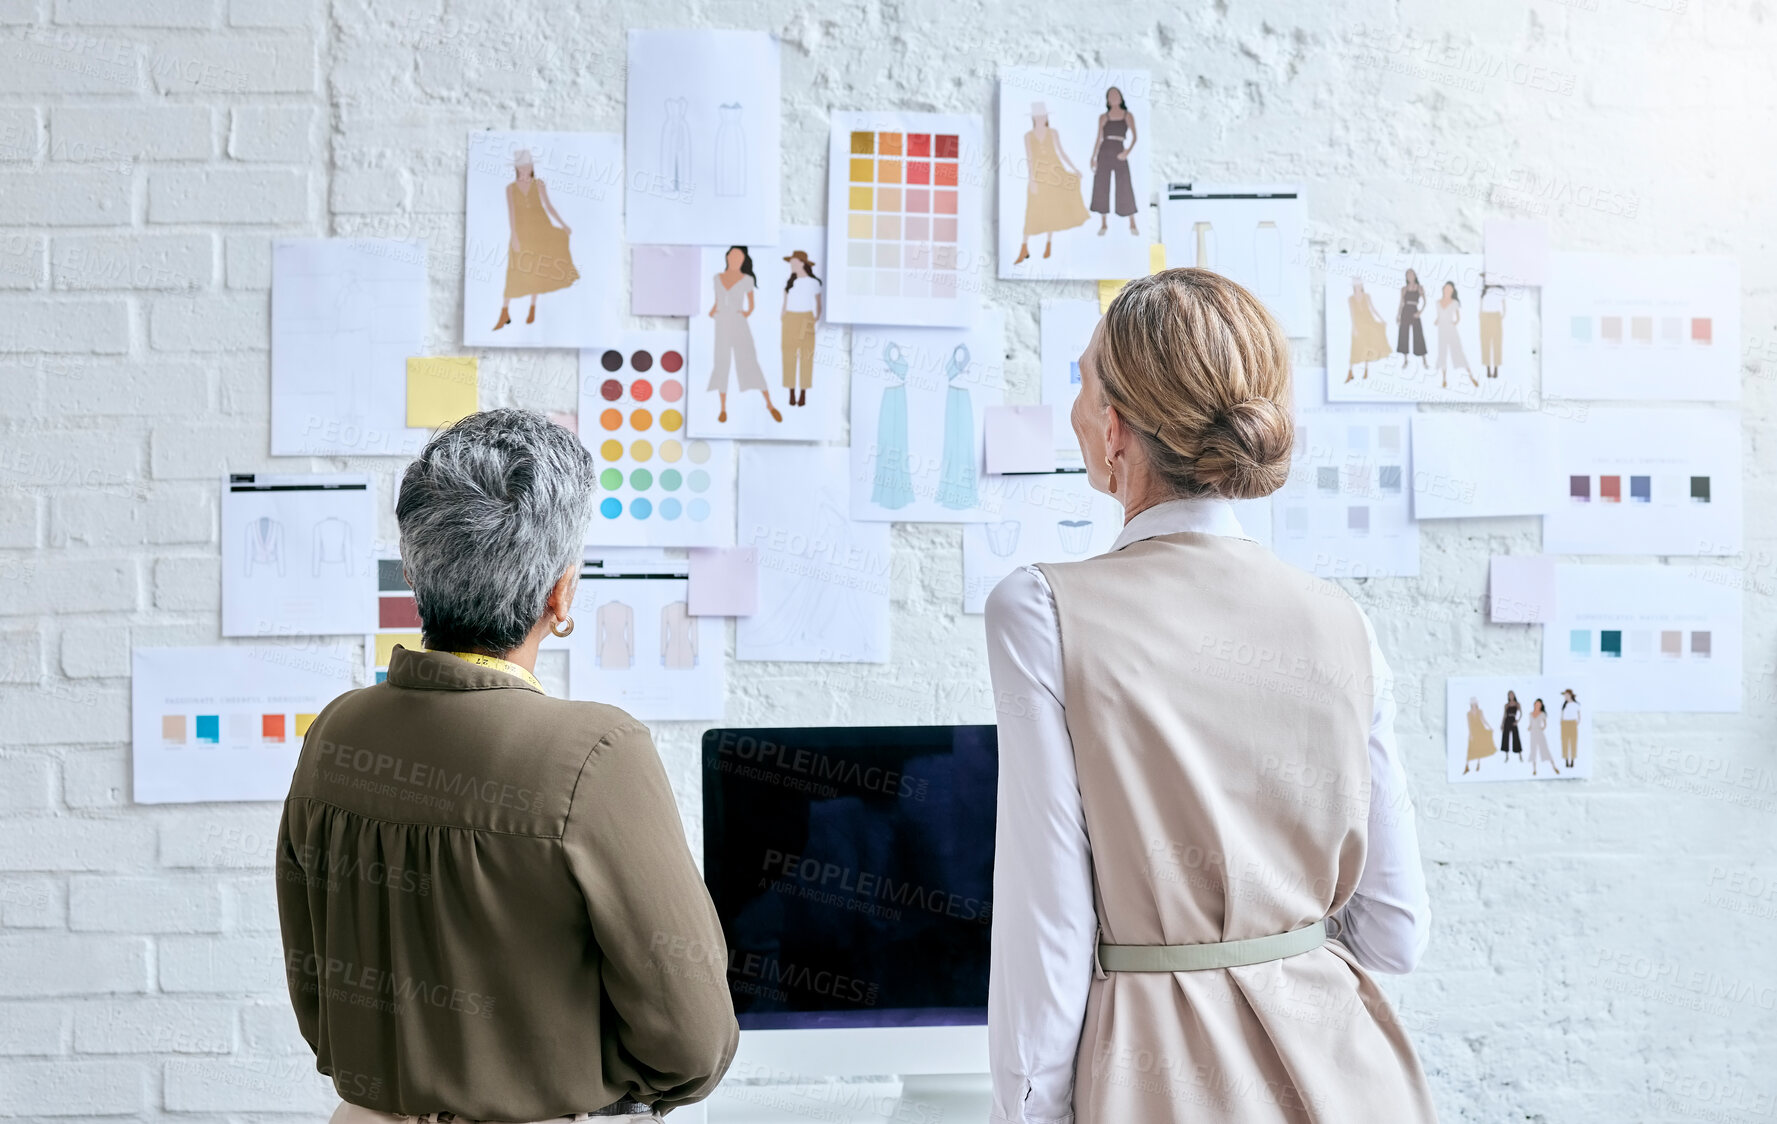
[701,724,997,1030]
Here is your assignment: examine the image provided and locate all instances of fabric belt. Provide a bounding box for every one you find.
[1097,919,1327,972]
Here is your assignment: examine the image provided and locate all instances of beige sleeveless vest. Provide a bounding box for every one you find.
[1037,532,1438,1124]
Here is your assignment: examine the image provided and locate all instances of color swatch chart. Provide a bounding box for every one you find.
[131,644,358,804]
[1271,407,1418,578]
[578,334,735,548]
[1541,252,1740,401]
[826,111,982,327]
[1567,627,1713,660]
[1567,474,1710,504]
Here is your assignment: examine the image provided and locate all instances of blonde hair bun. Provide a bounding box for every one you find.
[1188,396,1293,499]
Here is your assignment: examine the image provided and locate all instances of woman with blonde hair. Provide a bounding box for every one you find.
[986,269,1437,1123]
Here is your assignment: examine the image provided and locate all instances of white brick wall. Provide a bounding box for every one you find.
[1,2,1773,1122]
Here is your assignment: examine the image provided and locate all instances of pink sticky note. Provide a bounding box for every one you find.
[547,411,577,435]
[1483,218,1549,287]
[688,547,759,617]
[985,405,1057,475]
[1489,555,1557,623]
[632,245,702,317]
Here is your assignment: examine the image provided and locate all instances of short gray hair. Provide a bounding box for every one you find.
[397,409,596,654]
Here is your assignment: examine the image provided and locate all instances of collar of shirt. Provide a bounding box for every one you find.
[434,650,545,694]
[1110,496,1253,552]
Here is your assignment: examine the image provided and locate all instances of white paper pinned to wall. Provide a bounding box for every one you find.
[222,473,377,638]
[962,472,1121,614]
[1410,412,1559,519]
[1039,298,1099,467]
[1271,383,1418,578]
[1162,183,1311,337]
[566,576,724,720]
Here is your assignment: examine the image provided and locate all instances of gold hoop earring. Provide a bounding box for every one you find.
[1105,453,1117,495]
[550,617,575,638]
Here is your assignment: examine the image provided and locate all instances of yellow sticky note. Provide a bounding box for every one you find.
[1098,279,1126,313]
[374,631,424,669]
[406,357,478,428]
[294,713,318,736]
[1149,242,1167,274]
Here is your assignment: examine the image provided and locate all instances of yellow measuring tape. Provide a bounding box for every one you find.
[434,650,545,694]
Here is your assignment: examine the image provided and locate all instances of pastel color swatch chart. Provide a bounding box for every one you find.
[578,333,736,548]
[1270,398,1419,578]
[1541,252,1740,401]
[825,110,983,328]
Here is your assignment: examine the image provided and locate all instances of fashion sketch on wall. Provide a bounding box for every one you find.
[1448,676,1591,782]
[462,130,621,348]
[998,68,1153,281]
[687,224,845,441]
[1159,184,1313,336]
[626,29,780,245]
[1326,253,1529,405]
[567,577,723,719]
[849,311,1006,522]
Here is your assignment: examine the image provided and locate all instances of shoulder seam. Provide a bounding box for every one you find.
[564,719,651,826]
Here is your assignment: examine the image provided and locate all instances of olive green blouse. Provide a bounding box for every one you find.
[276,646,738,1119]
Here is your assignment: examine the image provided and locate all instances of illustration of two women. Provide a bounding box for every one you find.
[708,246,826,421]
[494,149,578,331]
[1013,87,1139,265]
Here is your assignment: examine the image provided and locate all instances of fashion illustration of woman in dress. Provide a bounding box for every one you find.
[707,246,781,423]
[780,250,822,408]
[1397,269,1427,369]
[934,343,979,511]
[1434,281,1478,388]
[1499,689,1523,761]
[1345,277,1392,383]
[494,148,578,331]
[1463,697,1494,774]
[1525,699,1560,777]
[872,341,915,510]
[1089,86,1139,236]
[1013,102,1088,265]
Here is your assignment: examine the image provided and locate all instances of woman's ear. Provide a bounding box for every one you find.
[547,565,578,622]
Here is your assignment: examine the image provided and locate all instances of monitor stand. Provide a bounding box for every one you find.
[692,1073,992,1123]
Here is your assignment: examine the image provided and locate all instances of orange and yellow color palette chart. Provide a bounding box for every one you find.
[826,111,982,328]
[577,331,736,548]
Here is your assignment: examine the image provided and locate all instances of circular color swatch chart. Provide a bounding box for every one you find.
[593,345,713,527]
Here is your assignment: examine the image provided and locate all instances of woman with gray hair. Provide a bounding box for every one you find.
[276,409,737,1124]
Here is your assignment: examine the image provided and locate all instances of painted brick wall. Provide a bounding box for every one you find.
[1,0,1773,1120]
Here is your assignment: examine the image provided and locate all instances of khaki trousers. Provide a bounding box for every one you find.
[1480,310,1504,366]
[1561,718,1578,761]
[781,311,817,388]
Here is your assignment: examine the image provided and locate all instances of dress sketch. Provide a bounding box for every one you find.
[660,98,691,194]
[1014,102,1088,265]
[1434,282,1477,388]
[660,601,697,669]
[1057,519,1093,554]
[1089,86,1139,235]
[985,520,1021,558]
[595,600,634,669]
[494,148,578,332]
[706,247,781,423]
[714,103,746,197]
[934,344,979,511]
[311,517,352,576]
[1396,271,1426,364]
[1345,279,1391,383]
[742,494,882,659]
[1462,698,1493,774]
[1525,702,1559,776]
[244,517,285,577]
[871,342,916,510]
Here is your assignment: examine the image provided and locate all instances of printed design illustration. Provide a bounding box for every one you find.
[494,149,579,332]
[872,342,916,510]
[244,517,285,577]
[1088,86,1139,235]
[311,518,353,576]
[1056,519,1093,554]
[1345,279,1391,383]
[1396,269,1427,369]
[660,97,692,194]
[596,600,635,669]
[740,492,884,659]
[714,103,746,197]
[934,344,978,510]
[985,520,1021,558]
[1464,689,1578,775]
[779,249,823,408]
[707,246,781,423]
[1013,101,1088,266]
[661,600,697,668]
[1434,281,1477,388]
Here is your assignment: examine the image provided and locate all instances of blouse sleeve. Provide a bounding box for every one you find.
[1332,608,1434,974]
[984,566,1097,1124]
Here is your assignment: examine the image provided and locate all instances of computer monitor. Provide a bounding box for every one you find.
[698,725,996,1122]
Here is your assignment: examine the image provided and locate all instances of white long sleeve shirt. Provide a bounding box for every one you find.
[983,496,1433,1124]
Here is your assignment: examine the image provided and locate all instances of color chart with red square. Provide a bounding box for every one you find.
[827,111,982,328]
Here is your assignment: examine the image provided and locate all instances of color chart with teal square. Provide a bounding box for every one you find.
[195,715,220,743]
